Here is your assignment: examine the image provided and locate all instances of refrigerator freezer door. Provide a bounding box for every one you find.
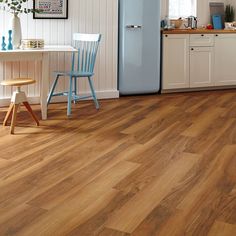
[119,0,161,95]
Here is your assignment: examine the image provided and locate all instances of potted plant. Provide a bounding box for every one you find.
[0,0,40,49]
[225,4,235,29]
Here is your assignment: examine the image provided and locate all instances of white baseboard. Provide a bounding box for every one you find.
[0,90,120,107]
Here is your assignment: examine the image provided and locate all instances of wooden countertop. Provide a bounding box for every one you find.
[162,29,236,34]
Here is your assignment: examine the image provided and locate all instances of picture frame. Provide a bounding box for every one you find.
[33,0,68,19]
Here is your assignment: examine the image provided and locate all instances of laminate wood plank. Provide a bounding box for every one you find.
[222,102,236,118]
[0,123,84,160]
[115,152,201,195]
[128,123,190,164]
[208,221,236,236]
[214,92,236,108]
[0,158,12,168]
[0,132,89,185]
[201,120,236,162]
[154,146,236,236]
[67,191,135,236]
[0,136,130,220]
[98,228,130,236]
[183,117,236,154]
[177,145,236,211]
[0,204,47,236]
[131,204,173,236]
[105,156,197,233]
[17,161,139,236]
[121,105,177,135]
[185,96,211,113]
[216,181,236,225]
[130,110,192,144]
[28,142,141,210]
[182,107,226,137]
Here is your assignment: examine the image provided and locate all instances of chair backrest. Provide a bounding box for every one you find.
[72,33,102,73]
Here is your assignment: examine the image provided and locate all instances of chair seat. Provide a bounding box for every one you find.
[0,78,36,87]
[55,71,94,77]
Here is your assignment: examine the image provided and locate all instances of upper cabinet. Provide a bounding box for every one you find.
[162,34,190,89]
[214,34,236,86]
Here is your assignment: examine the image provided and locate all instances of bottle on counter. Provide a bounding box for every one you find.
[164,15,170,29]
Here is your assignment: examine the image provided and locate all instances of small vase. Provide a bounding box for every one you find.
[10,13,22,49]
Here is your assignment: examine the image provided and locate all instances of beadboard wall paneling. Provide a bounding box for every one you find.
[0,0,119,105]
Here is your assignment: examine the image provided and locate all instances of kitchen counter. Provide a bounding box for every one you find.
[162,29,236,34]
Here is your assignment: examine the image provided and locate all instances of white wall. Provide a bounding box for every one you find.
[0,0,118,104]
[225,0,236,12]
[161,0,228,26]
[198,0,226,26]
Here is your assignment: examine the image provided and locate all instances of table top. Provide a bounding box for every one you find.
[0,45,76,53]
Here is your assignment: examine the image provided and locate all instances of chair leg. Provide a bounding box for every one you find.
[3,103,14,126]
[10,104,19,134]
[73,76,77,104]
[23,102,40,126]
[47,75,60,105]
[88,77,99,109]
[67,76,73,116]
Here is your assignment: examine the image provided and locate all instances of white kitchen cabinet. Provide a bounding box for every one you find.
[214,34,236,86]
[162,34,190,89]
[190,46,214,88]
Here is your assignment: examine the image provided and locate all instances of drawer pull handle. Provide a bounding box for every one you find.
[165,35,168,37]
[215,34,219,37]
[201,34,204,36]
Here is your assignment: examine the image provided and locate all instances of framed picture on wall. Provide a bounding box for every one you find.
[33,0,68,19]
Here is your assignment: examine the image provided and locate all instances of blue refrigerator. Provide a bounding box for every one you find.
[119,0,161,95]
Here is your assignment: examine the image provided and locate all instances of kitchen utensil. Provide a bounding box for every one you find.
[185,16,198,29]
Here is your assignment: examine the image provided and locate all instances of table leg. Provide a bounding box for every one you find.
[41,52,50,120]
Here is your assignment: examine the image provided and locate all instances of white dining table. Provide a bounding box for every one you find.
[0,45,76,120]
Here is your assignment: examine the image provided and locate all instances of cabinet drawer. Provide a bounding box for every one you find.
[190,34,214,47]
[190,47,214,52]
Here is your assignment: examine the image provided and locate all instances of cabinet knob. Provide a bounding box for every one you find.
[191,48,194,51]
[215,34,219,37]
[201,34,204,36]
[165,35,168,37]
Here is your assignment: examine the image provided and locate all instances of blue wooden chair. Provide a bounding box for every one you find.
[47,33,102,116]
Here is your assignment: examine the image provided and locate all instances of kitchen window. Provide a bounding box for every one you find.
[169,0,197,19]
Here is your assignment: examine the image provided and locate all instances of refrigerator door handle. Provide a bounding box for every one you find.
[126,25,142,29]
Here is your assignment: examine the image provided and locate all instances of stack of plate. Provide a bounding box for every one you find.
[21,39,44,50]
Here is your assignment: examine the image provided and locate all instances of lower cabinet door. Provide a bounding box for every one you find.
[190,47,214,88]
[162,34,190,89]
[214,34,236,86]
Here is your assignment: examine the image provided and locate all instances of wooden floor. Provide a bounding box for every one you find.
[0,90,236,236]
